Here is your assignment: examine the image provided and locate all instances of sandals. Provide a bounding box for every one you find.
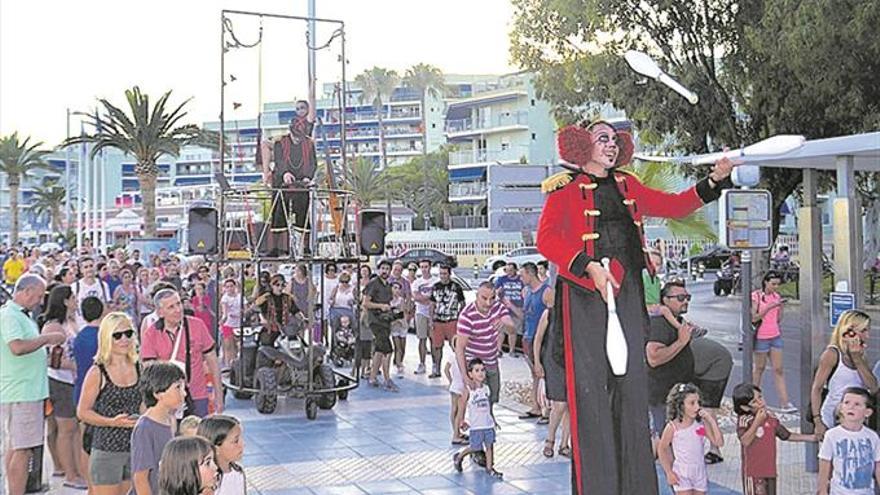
[704,452,724,464]
[537,416,550,425]
[518,411,541,420]
[543,439,555,458]
[558,446,572,458]
[453,452,464,472]
[451,437,468,445]
[487,468,504,478]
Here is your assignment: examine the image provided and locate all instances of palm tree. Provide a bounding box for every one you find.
[30,179,68,233]
[403,63,446,157]
[355,67,400,170]
[63,86,216,237]
[385,148,451,229]
[0,133,51,244]
[341,156,389,208]
[629,161,717,240]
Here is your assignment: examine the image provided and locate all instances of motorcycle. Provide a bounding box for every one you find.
[713,260,740,296]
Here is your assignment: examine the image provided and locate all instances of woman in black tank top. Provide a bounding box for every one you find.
[76,312,142,494]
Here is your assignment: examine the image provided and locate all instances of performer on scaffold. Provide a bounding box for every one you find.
[260,98,317,257]
[536,120,735,494]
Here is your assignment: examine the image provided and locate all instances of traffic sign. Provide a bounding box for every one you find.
[829,292,856,327]
[719,189,773,250]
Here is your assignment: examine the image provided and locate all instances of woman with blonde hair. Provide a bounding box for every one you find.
[77,312,142,494]
[809,309,875,441]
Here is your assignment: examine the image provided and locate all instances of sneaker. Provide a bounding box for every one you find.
[778,402,798,414]
[428,372,442,379]
[453,452,464,472]
[396,365,405,378]
[487,468,504,479]
[414,363,426,375]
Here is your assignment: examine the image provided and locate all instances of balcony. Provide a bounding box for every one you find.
[449,215,488,229]
[448,181,488,201]
[448,148,526,167]
[446,111,529,137]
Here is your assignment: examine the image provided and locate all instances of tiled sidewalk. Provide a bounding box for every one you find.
[228,337,750,494]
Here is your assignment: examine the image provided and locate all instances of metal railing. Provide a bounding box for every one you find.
[448,148,526,166]
[446,111,529,134]
[449,182,488,199]
[449,215,488,229]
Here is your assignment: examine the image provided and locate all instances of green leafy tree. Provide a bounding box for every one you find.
[30,179,69,233]
[629,161,716,241]
[510,0,880,242]
[63,86,218,236]
[341,156,389,209]
[385,148,451,229]
[0,133,51,244]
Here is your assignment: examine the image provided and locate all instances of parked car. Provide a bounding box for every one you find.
[483,246,545,272]
[394,248,457,268]
[688,246,734,270]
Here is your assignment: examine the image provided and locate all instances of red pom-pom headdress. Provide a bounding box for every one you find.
[557,121,635,168]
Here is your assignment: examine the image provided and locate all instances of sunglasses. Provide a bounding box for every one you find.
[664,294,692,302]
[112,329,135,340]
[271,282,283,287]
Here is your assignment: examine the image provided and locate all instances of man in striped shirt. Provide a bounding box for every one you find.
[455,281,514,406]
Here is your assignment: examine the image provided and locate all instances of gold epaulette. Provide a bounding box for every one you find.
[541,172,575,193]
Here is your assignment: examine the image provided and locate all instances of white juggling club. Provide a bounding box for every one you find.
[624,50,699,105]
[602,258,628,376]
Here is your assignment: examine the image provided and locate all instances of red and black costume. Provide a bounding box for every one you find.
[270,116,317,234]
[537,123,731,494]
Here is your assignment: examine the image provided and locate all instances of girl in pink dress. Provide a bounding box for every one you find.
[657,383,724,494]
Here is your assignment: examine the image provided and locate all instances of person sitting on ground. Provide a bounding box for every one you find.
[131,362,187,495]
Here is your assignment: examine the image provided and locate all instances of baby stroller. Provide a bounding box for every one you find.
[329,312,356,367]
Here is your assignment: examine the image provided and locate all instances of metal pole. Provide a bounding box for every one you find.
[219,11,225,195]
[65,108,71,231]
[741,249,753,384]
[100,148,107,249]
[308,0,316,97]
[799,167,822,472]
[76,122,84,251]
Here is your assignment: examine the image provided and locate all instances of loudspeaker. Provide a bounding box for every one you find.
[359,210,386,256]
[188,207,218,255]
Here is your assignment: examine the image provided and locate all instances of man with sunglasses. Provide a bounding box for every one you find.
[646,280,696,439]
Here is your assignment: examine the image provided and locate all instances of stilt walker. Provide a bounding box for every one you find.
[536,121,735,494]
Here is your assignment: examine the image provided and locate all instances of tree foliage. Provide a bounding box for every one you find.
[385,148,451,229]
[510,0,880,242]
[63,86,217,237]
[0,133,51,244]
[30,179,68,233]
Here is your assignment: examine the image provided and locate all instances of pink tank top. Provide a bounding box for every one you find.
[671,420,707,467]
[752,290,782,340]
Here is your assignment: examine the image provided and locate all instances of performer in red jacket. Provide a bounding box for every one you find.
[537,121,735,495]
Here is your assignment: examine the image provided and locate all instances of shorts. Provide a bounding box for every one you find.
[468,428,496,450]
[754,336,783,353]
[355,339,373,362]
[415,314,431,340]
[89,448,132,485]
[49,378,76,419]
[391,322,408,338]
[694,377,728,409]
[671,462,708,492]
[0,400,45,450]
[506,314,523,336]
[431,321,457,348]
[372,325,392,355]
[743,476,777,495]
[220,324,235,339]
[486,367,500,404]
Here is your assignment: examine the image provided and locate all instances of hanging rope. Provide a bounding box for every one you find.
[306,27,343,52]
[223,16,263,49]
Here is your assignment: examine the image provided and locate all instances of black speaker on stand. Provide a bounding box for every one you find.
[188,206,218,255]
[359,210,386,256]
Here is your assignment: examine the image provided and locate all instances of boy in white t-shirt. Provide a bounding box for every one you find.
[453,358,502,478]
[818,387,880,494]
[73,256,111,326]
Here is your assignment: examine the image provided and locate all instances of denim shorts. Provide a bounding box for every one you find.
[754,336,784,353]
[469,428,496,450]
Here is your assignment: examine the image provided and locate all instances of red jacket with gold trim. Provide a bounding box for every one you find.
[537,168,725,292]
